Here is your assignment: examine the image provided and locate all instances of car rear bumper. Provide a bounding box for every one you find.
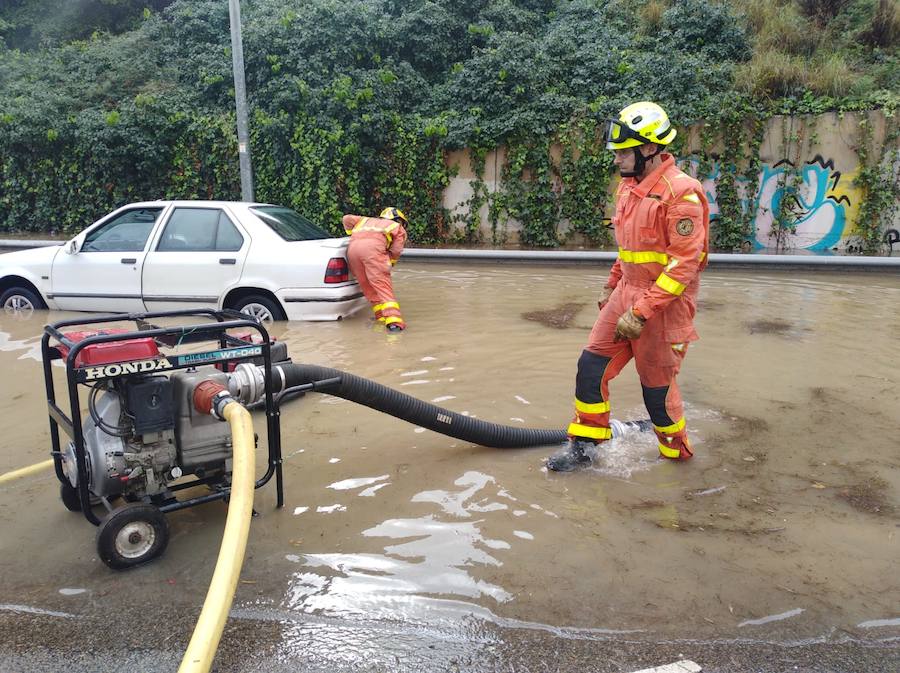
[278,286,368,321]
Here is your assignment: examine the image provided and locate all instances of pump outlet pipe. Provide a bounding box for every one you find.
[178,382,256,673]
[228,363,647,449]
[273,364,563,448]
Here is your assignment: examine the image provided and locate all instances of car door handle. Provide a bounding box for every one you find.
[219,258,236,265]
[121,258,137,264]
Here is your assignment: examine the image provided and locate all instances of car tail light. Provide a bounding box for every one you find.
[324,257,349,284]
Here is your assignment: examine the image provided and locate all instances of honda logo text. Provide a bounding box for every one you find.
[82,358,173,381]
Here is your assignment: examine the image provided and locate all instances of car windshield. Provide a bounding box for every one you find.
[251,206,332,241]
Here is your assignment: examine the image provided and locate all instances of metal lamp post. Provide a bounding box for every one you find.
[228,0,254,202]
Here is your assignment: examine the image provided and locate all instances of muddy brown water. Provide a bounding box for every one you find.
[0,263,898,671]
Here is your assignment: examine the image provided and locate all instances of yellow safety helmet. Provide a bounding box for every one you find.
[604,101,676,150]
[379,207,408,226]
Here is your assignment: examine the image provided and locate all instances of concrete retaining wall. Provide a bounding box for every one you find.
[442,112,900,252]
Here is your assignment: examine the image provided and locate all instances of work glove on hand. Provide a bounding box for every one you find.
[614,307,646,342]
[597,286,614,310]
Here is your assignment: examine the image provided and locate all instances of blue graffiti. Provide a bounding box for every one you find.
[682,155,850,250]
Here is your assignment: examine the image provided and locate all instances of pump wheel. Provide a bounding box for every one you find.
[60,483,105,511]
[96,503,169,570]
[60,482,83,512]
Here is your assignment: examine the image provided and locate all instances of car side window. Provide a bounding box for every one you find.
[82,208,162,252]
[157,208,244,252]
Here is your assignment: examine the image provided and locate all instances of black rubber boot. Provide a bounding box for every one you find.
[546,439,598,472]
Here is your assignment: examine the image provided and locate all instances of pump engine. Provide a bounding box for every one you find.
[60,368,234,500]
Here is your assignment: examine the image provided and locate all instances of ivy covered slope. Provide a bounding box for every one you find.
[0,0,897,250]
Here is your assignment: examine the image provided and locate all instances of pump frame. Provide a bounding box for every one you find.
[41,308,285,527]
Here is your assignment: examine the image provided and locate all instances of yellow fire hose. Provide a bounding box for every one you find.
[0,458,54,485]
[178,400,256,673]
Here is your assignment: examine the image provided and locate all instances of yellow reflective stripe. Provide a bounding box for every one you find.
[574,398,610,414]
[653,417,686,435]
[352,216,395,243]
[566,423,612,440]
[373,302,386,312]
[655,272,686,296]
[658,442,681,458]
[699,251,706,262]
[384,316,403,325]
[682,193,700,203]
[381,301,400,310]
[671,342,685,352]
[618,248,669,265]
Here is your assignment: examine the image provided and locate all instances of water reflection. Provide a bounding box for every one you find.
[284,470,516,624]
[0,327,44,362]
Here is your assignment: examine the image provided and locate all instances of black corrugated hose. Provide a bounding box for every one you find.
[279,364,567,449]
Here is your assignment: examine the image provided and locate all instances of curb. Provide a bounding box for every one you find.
[3,239,898,270]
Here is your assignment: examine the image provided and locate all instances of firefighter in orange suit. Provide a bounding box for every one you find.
[547,101,710,471]
[342,207,409,332]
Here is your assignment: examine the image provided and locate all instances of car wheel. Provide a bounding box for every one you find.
[96,503,169,570]
[1,287,45,318]
[234,294,286,322]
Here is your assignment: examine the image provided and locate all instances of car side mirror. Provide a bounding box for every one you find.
[67,237,82,254]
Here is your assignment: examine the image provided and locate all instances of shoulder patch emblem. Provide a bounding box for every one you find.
[682,193,700,204]
[675,218,694,236]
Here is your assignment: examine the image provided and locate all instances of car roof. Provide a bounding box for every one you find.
[125,200,276,208]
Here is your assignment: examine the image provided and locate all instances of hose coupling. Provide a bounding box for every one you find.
[228,363,288,405]
[227,363,267,405]
[193,380,234,420]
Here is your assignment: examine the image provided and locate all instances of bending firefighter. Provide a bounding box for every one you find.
[342,207,409,332]
[548,101,710,472]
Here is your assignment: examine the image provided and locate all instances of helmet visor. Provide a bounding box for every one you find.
[603,119,647,146]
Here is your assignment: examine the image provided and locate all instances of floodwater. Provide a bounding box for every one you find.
[0,262,898,673]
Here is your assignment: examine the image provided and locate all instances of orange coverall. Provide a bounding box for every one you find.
[568,154,710,459]
[342,214,408,329]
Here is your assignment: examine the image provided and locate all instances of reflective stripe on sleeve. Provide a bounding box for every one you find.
[384,316,404,326]
[381,301,400,310]
[574,398,610,414]
[566,422,612,440]
[655,272,686,296]
[653,417,686,435]
[618,248,669,265]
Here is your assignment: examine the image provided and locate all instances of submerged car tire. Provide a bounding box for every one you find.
[233,294,286,323]
[96,503,169,570]
[1,286,46,317]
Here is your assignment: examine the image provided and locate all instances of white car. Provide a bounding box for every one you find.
[0,200,368,322]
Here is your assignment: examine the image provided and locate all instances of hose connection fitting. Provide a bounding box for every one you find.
[227,362,285,406]
[193,380,234,421]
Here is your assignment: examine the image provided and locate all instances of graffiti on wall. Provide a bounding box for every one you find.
[682,155,863,251]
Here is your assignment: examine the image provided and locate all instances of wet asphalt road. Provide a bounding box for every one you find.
[1,602,898,673]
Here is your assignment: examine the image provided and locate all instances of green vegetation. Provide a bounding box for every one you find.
[0,0,897,250]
